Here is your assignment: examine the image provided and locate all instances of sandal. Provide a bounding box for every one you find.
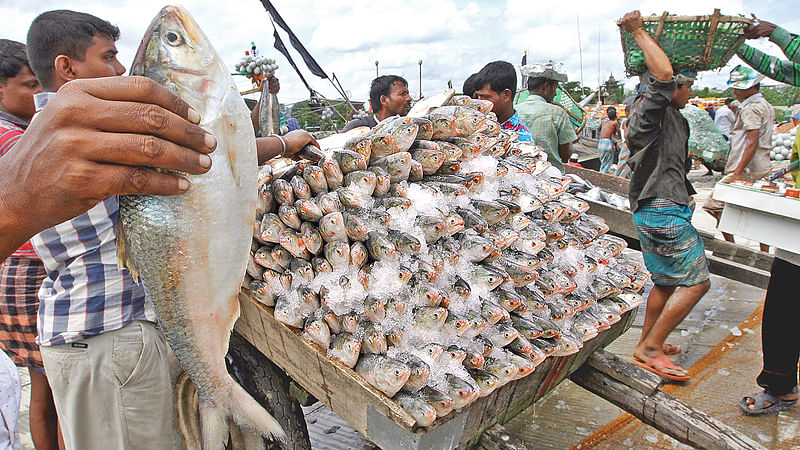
[632,355,690,382]
[739,390,799,416]
[662,343,681,355]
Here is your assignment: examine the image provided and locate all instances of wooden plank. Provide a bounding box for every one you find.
[654,11,670,41]
[570,362,765,450]
[582,350,661,396]
[706,254,771,289]
[702,9,722,65]
[696,230,774,271]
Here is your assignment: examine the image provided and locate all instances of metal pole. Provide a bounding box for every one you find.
[418,59,423,99]
[577,15,584,90]
[375,60,379,78]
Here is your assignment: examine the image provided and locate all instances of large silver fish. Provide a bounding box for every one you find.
[120,5,284,445]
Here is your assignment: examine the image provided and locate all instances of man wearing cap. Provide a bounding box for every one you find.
[619,10,710,383]
[516,63,577,173]
[703,65,773,251]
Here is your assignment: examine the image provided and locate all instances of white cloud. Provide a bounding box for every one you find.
[2,0,799,105]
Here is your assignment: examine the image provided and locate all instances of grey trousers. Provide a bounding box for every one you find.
[41,321,181,450]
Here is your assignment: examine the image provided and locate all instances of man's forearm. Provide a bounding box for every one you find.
[0,192,37,261]
[559,142,573,162]
[770,26,800,64]
[737,44,800,87]
[632,29,673,81]
[256,135,284,164]
[734,133,759,175]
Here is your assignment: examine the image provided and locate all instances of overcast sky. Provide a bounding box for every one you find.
[3,0,799,105]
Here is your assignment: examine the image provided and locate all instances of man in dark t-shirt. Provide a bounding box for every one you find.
[342,75,412,131]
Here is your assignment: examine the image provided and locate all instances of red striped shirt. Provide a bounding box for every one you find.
[0,125,39,259]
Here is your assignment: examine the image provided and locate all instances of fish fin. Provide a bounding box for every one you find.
[115,217,140,283]
[199,402,229,449]
[221,91,245,189]
[228,378,286,443]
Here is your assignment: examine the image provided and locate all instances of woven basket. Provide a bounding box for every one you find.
[619,9,752,76]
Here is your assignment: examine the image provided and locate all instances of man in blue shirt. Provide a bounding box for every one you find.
[473,61,532,142]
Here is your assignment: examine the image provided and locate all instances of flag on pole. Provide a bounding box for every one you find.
[270,20,315,95]
[260,0,329,79]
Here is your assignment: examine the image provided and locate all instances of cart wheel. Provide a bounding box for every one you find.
[226,331,312,449]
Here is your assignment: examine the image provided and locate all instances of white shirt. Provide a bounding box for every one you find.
[0,350,21,450]
[714,105,735,137]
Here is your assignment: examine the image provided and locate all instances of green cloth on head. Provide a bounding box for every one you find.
[516,94,578,173]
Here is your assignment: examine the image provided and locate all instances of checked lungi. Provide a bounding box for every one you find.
[0,257,46,369]
[632,198,710,287]
[598,138,615,174]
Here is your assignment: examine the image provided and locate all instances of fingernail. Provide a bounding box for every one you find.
[178,178,190,191]
[187,108,201,124]
[198,154,212,169]
[204,133,217,150]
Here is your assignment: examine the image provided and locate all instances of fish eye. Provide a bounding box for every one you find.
[164,30,184,46]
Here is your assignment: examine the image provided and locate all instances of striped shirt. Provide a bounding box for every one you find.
[0,116,38,259]
[32,198,157,346]
[738,26,800,87]
[30,92,156,346]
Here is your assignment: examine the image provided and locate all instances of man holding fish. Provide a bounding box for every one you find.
[0,8,319,448]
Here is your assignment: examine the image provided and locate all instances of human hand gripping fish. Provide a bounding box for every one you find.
[0,75,216,261]
[118,5,285,446]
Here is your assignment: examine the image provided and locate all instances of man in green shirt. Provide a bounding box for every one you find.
[737,19,800,87]
[516,65,578,173]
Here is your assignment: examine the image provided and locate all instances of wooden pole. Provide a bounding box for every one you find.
[703,9,722,65]
[570,350,766,450]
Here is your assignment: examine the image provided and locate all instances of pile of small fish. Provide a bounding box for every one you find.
[243,92,648,427]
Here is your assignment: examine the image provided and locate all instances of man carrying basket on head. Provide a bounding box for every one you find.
[619,10,710,382]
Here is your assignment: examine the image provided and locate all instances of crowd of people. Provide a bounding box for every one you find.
[0,6,798,450]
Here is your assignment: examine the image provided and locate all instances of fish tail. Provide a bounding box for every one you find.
[200,402,229,449]
[229,378,287,443]
[115,214,140,283]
